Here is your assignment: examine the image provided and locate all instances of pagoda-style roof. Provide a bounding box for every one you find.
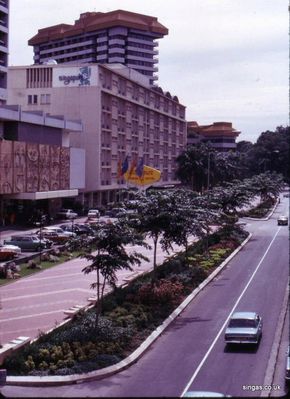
[188,121,240,138]
[29,9,168,45]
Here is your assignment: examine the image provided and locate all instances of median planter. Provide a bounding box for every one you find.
[3,226,248,378]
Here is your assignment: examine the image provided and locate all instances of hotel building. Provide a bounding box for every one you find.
[28,10,168,86]
[8,63,187,208]
[187,121,240,152]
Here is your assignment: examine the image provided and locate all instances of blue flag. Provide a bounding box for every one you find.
[121,156,129,175]
[136,158,144,177]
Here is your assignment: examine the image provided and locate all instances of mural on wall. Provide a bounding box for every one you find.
[60,147,70,189]
[0,140,13,194]
[39,144,51,191]
[0,140,70,194]
[26,142,39,192]
[13,141,26,193]
[50,145,61,191]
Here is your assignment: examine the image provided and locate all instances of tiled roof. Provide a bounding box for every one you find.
[187,121,240,138]
[28,10,168,45]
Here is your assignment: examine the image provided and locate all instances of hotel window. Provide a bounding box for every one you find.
[40,94,51,104]
[28,94,38,105]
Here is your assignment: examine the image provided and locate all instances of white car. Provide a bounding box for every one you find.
[56,209,78,219]
[87,209,100,219]
[0,244,22,260]
[225,311,262,345]
[41,226,77,238]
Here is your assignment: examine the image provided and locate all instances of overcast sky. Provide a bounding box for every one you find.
[9,0,289,143]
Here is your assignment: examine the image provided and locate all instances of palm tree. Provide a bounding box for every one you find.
[175,143,212,192]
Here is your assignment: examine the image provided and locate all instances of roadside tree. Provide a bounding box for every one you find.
[70,222,149,328]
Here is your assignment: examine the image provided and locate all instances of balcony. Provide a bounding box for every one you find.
[39,39,94,55]
[0,4,8,14]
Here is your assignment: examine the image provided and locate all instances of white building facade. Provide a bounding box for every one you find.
[8,63,186,208]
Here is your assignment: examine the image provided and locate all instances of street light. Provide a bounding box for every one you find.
[35,221,43,263]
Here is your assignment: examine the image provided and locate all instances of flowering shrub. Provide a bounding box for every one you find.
[137,279,184,305]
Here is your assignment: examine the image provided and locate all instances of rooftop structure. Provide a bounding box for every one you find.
[187,121,240,152]
[28,9,168,86]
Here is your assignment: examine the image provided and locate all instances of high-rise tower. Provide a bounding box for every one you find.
[28,10,168,86]
[0,0,9,103]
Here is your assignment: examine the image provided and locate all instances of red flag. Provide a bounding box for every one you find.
[117,160,122,178]
[128,159,137,177]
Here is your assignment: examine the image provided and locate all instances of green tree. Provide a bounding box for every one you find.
[175,143,213,192]
[75,222,149,328]
[208,180,253,225]
[133,190,178,285]
[242,126,289,181]
[246,172,284,203]
[161,189,206,260]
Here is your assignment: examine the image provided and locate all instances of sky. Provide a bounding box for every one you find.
[9,0,289,143]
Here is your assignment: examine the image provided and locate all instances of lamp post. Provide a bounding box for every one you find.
[207,151,214,191]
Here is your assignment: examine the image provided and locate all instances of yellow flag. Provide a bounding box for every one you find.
[123,165,161,186]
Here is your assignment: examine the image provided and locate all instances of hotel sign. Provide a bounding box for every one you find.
[53,66,98,87]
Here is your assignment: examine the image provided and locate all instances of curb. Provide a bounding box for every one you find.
[242,197,280,221]
[260,279,289,397]
[6,233,252,387]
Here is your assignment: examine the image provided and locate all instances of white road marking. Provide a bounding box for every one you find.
[1,288,92,302]
[0,309,66,323]
[180,227,281,397]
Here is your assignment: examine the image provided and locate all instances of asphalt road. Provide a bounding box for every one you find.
[1,197,289,398]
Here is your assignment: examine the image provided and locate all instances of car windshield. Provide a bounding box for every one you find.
[229,319,256,328]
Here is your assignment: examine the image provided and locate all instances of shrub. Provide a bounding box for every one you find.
[190,266,208,285]
[137,279,183,305]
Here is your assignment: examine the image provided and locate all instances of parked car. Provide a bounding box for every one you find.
[27,213,53,227]
[286,346,290,383]
[28,234,53,249]
[41,226,76,238]
[85,217,100,225]
[224,311,263,345]
[36,230,68,244]
[0,244,21,261]
[106,208,127,218]
[87,209,100,219]
[56,209,78,219]
[60,223,94,236]
[277,215,288,226]
[4,235,46,252]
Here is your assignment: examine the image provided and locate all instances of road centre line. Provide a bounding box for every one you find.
[180,227,281,397]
